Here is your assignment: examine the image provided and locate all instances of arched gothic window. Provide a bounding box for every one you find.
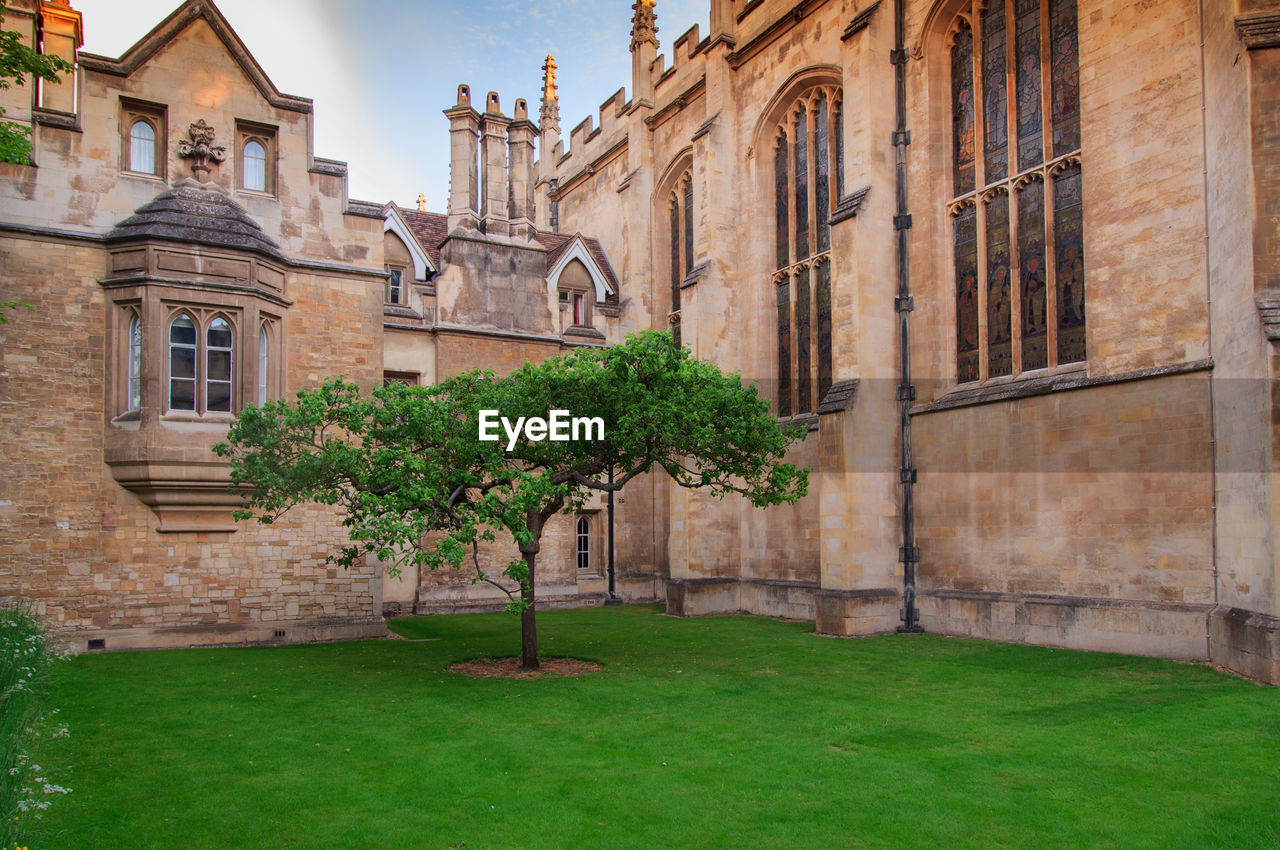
[257,324,269,406]
[576,516,591,571]
[206,317,234,413]
[167,312,237,414]
[668,171,693,347]
[169,313,197,411]
[242,139,267,192]
[129,119,157,175]
[126,312,142,412]
[950,0,1083,383]
[773,86,842,417]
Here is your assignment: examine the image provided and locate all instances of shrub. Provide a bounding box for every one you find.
[0,601,70,848]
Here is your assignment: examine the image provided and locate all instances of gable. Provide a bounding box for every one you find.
[77,0,312,115]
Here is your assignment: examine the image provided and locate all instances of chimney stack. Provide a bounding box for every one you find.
[36,1,83,115]
[508,98,537,241]
[479,92,511,236]
[444,84,480,232]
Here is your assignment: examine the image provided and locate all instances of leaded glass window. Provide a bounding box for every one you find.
[206,317,233,413]
[668,171,693,347]
[127,313,142,412]
[168,314,197,411]
[949,0,1083,382]
[772,86,842,417]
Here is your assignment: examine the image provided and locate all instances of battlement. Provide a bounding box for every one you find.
[551,87,631,182]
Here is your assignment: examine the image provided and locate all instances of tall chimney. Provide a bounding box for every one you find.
[479,92,510,236]
[444,84,480,233]
[508,98,537,241]
[37,1,82,115]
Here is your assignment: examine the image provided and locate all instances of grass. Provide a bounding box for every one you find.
[38,604,1280,849]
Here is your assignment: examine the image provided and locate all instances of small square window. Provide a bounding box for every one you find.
[235,121,277,195]
[120,99,166,178]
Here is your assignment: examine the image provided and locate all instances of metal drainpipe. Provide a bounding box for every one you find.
[892,0,922,633]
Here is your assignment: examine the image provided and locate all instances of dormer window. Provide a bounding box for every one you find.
[557,258,594,329]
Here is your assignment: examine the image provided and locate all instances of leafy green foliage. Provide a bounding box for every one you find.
[0,299,32,324]
[1,601,71,849]
[0,1,74,164]
[217,331,808,660]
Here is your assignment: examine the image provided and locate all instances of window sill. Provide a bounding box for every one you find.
[237,187,277,201]
[160,411,236,425]
[120,170,166,182]
[912,359,1214,415]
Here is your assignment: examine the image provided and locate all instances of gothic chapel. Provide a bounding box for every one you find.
[1,0,1279,684]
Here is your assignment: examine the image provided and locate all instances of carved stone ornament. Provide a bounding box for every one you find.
[176,119,228,182]
[630,0,658,52]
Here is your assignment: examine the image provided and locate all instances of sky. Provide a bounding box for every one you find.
[73,0,709,209]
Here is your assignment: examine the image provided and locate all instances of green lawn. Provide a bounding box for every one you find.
[36,605,1280,849]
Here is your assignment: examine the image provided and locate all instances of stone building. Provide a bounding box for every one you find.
[0,0,639,649]
[2,0,1279,684]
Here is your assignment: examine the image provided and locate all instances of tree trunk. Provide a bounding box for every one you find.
[519,547,539,670]
[518,509,544,671]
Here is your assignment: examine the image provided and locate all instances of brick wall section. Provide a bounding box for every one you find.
[0,237,383,645]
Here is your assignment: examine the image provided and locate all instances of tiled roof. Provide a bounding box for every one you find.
[397,208,448,270]
[395,207,619,302]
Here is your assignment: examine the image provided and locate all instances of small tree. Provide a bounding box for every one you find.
[0,0,73,164]
[217,330,809,669]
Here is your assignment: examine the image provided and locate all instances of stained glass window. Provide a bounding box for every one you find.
[1015,0,1043,170]
[952,21,975,196]
[950,0,1082,382]
[986,191,1013,377]
[670,197,682,313]
[771,87,842,416]
[982,2,1008,182]
[814,92,831,254]
[1050,0,1081,157]
[1017,179,1048,370]
[816,259,832,403]
[793,110,809,263]
[777,278,792,418]
[954,205,980,384]
[1054,163,1085,364]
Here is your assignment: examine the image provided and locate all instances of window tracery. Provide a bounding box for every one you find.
[949,0,1083,383]
[773,85,841,417]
